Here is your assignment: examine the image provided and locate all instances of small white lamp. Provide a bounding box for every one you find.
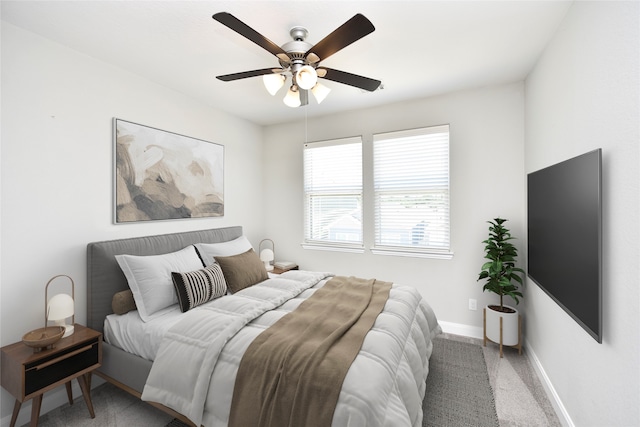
[259,239,275,272]
[45,275,75,338]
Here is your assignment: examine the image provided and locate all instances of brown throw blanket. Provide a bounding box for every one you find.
[228,276,392,427]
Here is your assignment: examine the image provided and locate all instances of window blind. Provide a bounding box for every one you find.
[373,125,450,254]
[303,137,363,247]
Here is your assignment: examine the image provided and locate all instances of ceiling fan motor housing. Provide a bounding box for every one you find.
[280,26,316,73]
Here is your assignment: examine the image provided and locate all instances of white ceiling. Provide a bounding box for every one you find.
[1,1,572,126]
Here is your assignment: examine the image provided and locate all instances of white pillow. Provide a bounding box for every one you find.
[194,236,253,266]
[115,246,204,322]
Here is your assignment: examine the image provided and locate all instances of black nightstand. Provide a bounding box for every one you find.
[1,324,102,427]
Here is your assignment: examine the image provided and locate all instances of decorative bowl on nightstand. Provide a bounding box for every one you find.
[22,326,65,352]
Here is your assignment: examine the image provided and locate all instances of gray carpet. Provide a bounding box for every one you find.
[423,337,499,427]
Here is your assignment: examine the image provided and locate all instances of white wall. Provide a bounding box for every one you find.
[263,83,526,333]
[0,22,265,423]
[524,2,639,426]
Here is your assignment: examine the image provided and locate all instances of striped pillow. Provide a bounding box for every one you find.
[171,264,227,312]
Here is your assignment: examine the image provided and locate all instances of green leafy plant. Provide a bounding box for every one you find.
[478,218,525,312]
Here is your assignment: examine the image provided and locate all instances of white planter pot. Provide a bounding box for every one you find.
[485,305,520,346]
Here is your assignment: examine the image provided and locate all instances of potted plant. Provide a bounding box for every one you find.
[478,218,524,355]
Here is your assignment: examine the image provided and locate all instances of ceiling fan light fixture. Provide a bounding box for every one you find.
[263,73,285,96]
[295,65,318,90]
[283,85,301,108]
[311,82,331,104]
[214,13,379,109]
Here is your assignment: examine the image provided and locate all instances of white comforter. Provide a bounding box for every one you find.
[142,270,441,427]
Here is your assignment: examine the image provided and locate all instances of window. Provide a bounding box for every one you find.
[303,137,363,250]
[372,125,451,257]
[302,126,451,259]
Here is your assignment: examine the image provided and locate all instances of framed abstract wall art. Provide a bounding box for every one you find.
[114,119,224,223]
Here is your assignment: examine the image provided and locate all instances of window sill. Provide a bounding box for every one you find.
[370,246,454,260]
[301,243,365,254]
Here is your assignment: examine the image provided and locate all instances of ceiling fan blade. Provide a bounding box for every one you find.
[213,12,290,63]
[317,67,381,92]
[216,68,282,82]
[304,14,375,63]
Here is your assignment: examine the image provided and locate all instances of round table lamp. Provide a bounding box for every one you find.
[45,275,75,338]
[259,239,275,272]
[22,274,75,352]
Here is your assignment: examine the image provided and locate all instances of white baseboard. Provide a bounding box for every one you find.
[524,339,575,427]
[438,320,484,339]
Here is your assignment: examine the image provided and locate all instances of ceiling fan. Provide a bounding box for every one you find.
[212,12,382,107]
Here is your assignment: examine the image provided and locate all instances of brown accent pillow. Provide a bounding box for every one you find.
[112,289,137,315]
[215,248,269,293]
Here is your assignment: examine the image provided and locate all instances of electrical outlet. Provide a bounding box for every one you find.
[468,298,477,311]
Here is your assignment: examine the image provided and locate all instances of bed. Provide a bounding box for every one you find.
[87,226,441,427]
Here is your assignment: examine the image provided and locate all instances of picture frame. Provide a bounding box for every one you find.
[114,119,224,223]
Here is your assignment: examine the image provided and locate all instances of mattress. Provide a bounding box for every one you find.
[104,304,183,361]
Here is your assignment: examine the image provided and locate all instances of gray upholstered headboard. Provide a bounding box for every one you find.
[87,226,243,333]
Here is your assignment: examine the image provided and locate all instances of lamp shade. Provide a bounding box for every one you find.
[263,73,285,96]
[260,248,274,263]
[283,86,301,107]
[47,293,74,337]
[260,249,274,271]
[311,82,331,104]
[295,65,318,90]
[47,294,74,321]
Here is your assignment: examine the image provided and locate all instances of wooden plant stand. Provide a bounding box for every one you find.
[483,308,522,358]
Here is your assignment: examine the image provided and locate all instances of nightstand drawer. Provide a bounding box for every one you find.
[24,338,99,396]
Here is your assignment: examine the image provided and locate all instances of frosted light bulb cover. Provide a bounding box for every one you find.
[263,73,285,96]
[311,82,331,104]
[295,65,318,90]
[283,86,301,107]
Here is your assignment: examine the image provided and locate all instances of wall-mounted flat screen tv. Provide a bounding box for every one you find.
[527,149,602,343]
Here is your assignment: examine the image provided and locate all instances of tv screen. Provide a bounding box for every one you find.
[527,149,602,343]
